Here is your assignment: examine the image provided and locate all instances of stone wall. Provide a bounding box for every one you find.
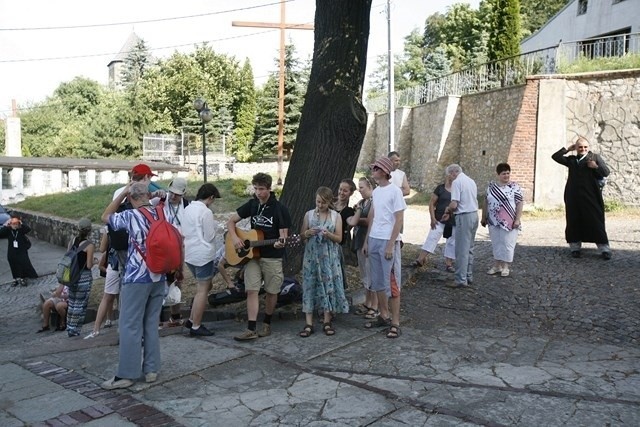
[11,209,102,248]
[360,70,640,208]
[562,70,640,205]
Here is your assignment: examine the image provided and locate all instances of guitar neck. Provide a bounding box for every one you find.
[249,238,281,248]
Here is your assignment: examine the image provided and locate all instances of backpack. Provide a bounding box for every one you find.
[108,200,133,250]
[56,240,90,286]
[134,203,184,274]
[276,276,302,307]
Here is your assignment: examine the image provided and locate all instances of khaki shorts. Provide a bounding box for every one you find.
[244,258,283,294]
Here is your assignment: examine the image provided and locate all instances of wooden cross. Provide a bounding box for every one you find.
[233,0,313,185]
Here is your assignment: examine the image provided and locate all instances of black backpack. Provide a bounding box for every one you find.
[276,277,302,307]
[107,199,133,250]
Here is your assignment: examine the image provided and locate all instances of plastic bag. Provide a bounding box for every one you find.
[164,281,182,306]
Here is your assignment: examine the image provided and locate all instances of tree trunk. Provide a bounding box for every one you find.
[280,0,372,274]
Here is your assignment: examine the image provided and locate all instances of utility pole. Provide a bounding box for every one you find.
[233,0,313,185]
[387,0,395,153]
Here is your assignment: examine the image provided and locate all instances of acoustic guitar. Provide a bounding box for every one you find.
[224,228,301,266]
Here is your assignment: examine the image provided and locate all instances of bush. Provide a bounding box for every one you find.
[231,179,249,197]
[557,54,640,74]
[604,199,625,213]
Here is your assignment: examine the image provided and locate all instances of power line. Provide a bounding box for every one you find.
[0,24,314,64]
[0,0,297,31]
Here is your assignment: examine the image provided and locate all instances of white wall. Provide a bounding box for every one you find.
[521,0,640,53]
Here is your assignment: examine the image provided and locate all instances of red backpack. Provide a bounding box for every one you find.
[134,203,184,274]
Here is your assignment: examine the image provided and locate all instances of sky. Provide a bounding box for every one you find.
[0,0,480,119]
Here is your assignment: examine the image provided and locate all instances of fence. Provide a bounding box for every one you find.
[366,31,640,112]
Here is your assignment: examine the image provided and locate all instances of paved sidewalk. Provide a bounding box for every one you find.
[0,211,639,426]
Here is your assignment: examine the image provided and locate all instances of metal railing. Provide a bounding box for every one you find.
[557,31,640,63]
[366,31,640,112]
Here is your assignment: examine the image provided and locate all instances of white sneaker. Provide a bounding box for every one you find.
[83,331,100,340]
[101,377,133,390]
[145,372,158,383]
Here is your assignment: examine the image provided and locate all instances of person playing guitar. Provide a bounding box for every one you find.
[226,173,292,341]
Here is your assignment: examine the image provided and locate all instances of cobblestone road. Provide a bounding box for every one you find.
[403,215,640,346]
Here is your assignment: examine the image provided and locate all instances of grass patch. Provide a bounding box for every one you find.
[7,178,250,220]
[557,54,640,74]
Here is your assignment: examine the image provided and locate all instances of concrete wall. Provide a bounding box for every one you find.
[521,0,640,53]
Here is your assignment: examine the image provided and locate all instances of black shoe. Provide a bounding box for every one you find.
[571,251,581,258]
[11,280,18,287]
[184,319,193,329]
[20,279,27,286]
[601,251,612,260]
[190,325,214,337]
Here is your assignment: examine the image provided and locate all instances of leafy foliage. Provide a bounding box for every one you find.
[487,0,522,61]
[252,44,308,160]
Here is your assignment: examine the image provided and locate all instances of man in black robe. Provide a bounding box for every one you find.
[552,137,611,259]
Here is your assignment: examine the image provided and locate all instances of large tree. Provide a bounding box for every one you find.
[281,0,372,267]
[487,0,522,61]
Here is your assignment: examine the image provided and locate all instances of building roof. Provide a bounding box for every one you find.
[0,156,186,172]
[107,32,142,67]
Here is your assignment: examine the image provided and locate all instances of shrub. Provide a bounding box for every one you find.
[604,199,625,213]
[231,179,249,197]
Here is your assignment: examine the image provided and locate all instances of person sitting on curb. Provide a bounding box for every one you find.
[37,284,68,333]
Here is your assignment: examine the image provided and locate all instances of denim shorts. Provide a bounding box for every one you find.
[186,261,216,281]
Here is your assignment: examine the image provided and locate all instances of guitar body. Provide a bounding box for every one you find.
[225,228,265,266]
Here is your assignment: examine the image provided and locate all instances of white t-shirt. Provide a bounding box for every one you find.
[181,200,218,267]
[390,169,406,190]
[369,183,407,240]
[451,172,478,213]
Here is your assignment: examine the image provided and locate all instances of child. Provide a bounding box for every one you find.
[299,187,349,337]
[37,284,69,332]
[0,215,38,286]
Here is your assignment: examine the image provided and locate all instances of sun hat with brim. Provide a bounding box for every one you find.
[168,177,187,196]
[78,218,92,231]
[370,157,394,175]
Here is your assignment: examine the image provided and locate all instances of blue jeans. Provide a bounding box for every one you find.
[116,281,164,379]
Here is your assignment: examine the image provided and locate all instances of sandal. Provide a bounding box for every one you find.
[299,324,314,338]
[354,304,372,316]
[364,315,391,329]
[409,259,424,269]
[323,322,335,336]
[364,309,379,320]
[36,326,50,333]
[386,325,402,339]
[56,323,66,332]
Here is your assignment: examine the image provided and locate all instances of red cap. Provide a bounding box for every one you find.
[131,164,157,177]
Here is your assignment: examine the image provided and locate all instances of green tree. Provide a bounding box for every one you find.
[520,0,570,38]
[487,0,522,61]
[252,43,308,160]
[231,60,257,161]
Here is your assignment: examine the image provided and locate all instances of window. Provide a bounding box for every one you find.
[79,170,87,188]
[1,168,11,189]
[578,0,588,15]
[23,169,32,188]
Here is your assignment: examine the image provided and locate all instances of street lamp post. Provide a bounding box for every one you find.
[193,98,213,182]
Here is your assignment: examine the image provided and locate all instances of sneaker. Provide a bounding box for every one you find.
[145,372,158,383]
[257,324,271,337]
[487,266,501,275]
[104,320,113,328]
[234,329,258,341]
[83,331,100,340]
[500,268,510,277]
[101,377,134,390]
[190,325,214,337]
